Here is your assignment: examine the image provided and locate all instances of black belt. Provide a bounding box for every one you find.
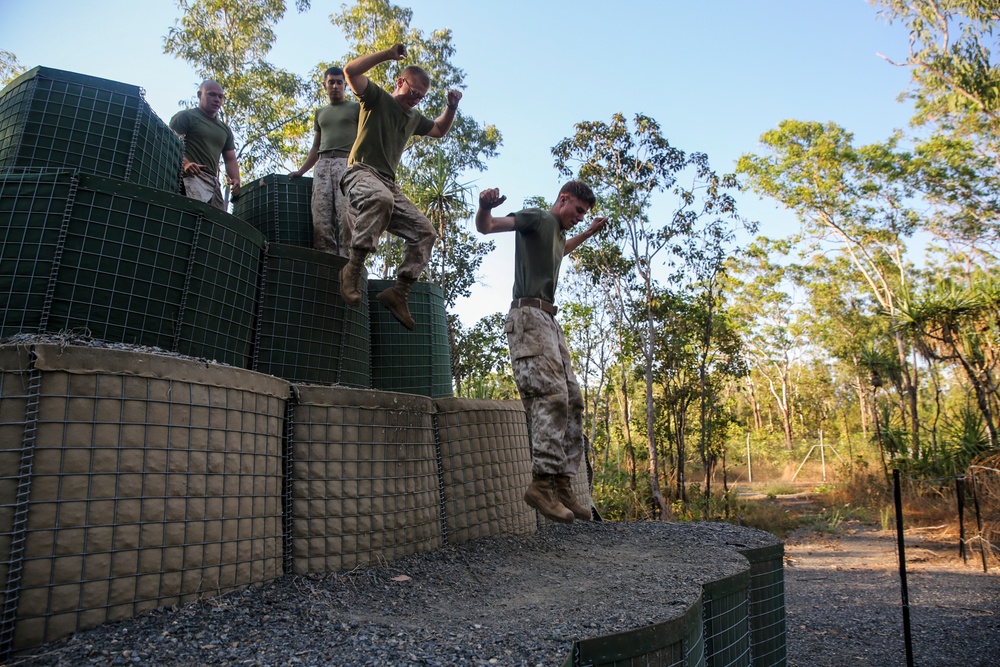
[511,298,557,316]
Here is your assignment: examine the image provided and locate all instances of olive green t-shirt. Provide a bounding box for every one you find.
[349,83,434,181]
[316,101,360,157]
[168,108,235,178]
[511,208,567,304]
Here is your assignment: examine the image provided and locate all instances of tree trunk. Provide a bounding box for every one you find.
[645,311,668,519]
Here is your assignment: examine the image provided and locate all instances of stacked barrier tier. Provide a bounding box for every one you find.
[254,243,370,387]
[432,398,537,544]
[0,67,182,192]
[0,170,264,367]
[0,343,289,653]
[287,385,442,574]
[232,173,313,247]
[368,279,453,398]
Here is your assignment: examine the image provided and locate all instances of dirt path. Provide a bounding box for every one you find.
[784,520,1000,666]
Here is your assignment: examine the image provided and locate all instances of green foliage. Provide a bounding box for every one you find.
[591,466,655,521]
[163,0,313,176]
[451,312,516,399]
[0,49,26,87]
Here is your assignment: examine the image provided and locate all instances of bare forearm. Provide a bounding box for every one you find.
[345,48,396,77]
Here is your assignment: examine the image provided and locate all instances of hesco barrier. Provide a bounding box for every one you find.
[368,279,453,398]
[0,67,182,193]
[564,597,704,667]
[432,398,537,544]
[287,385,442,574]
[702,569,752,667]
[0,170,264,368]
[740,543,787,667]
[253,243,370,387]
[0,344,288,654]
[231,173,313,247]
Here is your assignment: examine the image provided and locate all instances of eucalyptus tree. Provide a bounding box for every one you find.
[0,50,25,86]
[725,238,804,450]
[164,0,314,177]
[874,0,1000,262]
[738,122,923,457]
[553,112,746,514]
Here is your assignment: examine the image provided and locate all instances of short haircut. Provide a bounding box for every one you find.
[559,180,596,208]
[324,67,344,79]
[400,65,430,87]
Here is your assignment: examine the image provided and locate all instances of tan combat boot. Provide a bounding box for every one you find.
[555,475,593,521]
[377,277,416,330]
[524,474,574,524]
[339,249,368,306]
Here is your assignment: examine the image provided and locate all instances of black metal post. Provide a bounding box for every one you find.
[956,476,967,564]
[893,469,914,667]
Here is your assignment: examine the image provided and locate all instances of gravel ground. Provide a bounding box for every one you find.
[784,520,1000,666]
[5,519,997,667]
[5,522,766,667]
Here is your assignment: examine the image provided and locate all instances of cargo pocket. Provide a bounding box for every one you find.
[506,310,546,360]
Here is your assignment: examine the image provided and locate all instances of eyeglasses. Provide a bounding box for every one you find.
[401,79,426,101]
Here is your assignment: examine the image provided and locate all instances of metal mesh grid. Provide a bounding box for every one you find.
[231,173,313,247]
[702,571,752,667]
[433,398,536,545]
[740,544,786,667]
[175,209,263,367]
[288,387,442,574]
[130,99,184,194]
[368,279,453,398]
[0,170,75,337]
[44,176,195,348]
[0,348,35,660]
[0,171,264,367]
[0,67,182,192]
[254,244,370,387]
[0,347,287,651]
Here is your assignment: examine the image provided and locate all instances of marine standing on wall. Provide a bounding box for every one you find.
[475,182,608,523]
[169,80,241,210]
[338,43,462,330]
[289,66,360,255]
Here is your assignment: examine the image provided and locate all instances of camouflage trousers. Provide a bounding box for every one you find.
[312,153,352,256]
[341,163,437,281]
[182,171,225,210]
[506,305,585,477]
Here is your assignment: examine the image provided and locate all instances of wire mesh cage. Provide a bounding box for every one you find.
[432,398,536,545]
[0,170,264,368]
[253,243,370,387]
[0,344,289,653]
[0,67,182,193]
[231,173,313,247]
[368,279,453,398]
[739,543,786,667]
[287,386,442,574]
[702,570,752,667]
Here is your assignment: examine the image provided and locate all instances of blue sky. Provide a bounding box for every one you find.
[2,0,917,325]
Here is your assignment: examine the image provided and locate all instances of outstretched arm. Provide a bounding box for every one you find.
[344,43,406,97]
[426,90,462,138]
[476,188,516,235]
[564,217,608,255]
